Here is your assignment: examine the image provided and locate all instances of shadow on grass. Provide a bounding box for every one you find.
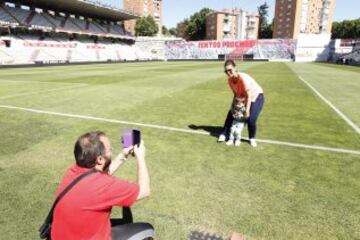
[189,230,225,240]
[188,124,223,138]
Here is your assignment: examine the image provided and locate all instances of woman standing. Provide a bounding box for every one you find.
[218,60,265,147]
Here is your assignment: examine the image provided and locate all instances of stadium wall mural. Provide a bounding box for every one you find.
[164,39,296,60]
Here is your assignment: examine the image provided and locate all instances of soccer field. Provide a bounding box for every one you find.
[0,61,359,239]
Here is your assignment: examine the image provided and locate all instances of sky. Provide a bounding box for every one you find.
[103,0,360,28]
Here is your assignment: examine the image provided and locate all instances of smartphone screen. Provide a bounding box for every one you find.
[133,129,141,147]
[121,128,133,148]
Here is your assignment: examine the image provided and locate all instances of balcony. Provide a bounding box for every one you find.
[247,18,256,23]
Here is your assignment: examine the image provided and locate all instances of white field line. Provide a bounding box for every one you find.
[0,104,359,156]
[0,85,88,100]
[298,75,360,135]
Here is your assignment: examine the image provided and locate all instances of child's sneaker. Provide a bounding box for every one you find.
[226,140,234,145]
[217,134,226,142]
[234,140,241,146]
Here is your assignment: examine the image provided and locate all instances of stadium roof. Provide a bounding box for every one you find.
[6,0,140,21]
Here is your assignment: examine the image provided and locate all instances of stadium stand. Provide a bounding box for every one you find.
[28,11,54,30]
[0,0,355,65]
[87,21,105,34]
[3,5,29,24]
[164,40,220,60]
[63,20,78,33]
[252,40,295,60]
[0,1,135,37]
[0,5,18,26]
[0,33,146,64]
[338,46,360,65]
[135,37,183,60]
[69,17,86,32]
[42,13,63,28]
[0,0,141,64]
[111,24,126,35]
[91,21,107,33]
[329,39,360,65]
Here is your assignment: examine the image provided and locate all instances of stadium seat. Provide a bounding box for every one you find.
[87,21,106,34]
[0,6,18,25]
[43,13,63,28]
[5,6,30,25]
[92,21,108,33]
[68,17,86,32]
[29,12,54,30]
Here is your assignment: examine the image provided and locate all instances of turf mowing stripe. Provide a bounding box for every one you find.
[0,79,87,85]
[298,75,360,135]
[0,104,359,155]
[0,84,88,100]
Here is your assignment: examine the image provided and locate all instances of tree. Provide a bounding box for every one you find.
[185,8,213,40]
[169,27,177,36]
[258,2,269,26]
[332,19,360,39]
[135,15,158,36]
[258,2,272,39]
[261,21,273,39]
[162,25,169,35]
[176,19,190,39]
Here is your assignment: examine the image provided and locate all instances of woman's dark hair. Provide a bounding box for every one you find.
[74,131,106,168]
[224,59,236,68]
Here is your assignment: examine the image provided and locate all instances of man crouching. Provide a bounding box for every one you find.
[51,131,153,240]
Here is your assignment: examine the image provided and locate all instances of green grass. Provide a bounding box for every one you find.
[288,62,360,126]
[0,62,359,239]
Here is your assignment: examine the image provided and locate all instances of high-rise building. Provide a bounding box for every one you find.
[206,9,259,41]
[273,0,336,39]
[123,0,162,35]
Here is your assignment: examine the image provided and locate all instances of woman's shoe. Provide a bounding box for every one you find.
[250,138,257,147]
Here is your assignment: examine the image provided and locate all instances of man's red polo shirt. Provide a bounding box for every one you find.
[51,164,140,240]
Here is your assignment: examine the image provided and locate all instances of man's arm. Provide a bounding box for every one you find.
[108,153,126,175]
[134,141,150,201]
[108,146,133,175]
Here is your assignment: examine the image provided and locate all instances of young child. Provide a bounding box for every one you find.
[226,97,247,146]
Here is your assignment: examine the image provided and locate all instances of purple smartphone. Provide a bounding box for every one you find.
[121,128,141,148]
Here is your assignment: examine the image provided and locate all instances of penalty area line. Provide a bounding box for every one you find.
[0,104,359,156]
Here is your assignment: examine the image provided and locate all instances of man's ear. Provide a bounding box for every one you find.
[95,156,104,166]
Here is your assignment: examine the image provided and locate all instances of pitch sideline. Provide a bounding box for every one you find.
[298,75,360,135]
[0,104,359,155]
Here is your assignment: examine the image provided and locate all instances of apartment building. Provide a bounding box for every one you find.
[273,0,336,39]
[206,9,259,41]
[123,0,162,35]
